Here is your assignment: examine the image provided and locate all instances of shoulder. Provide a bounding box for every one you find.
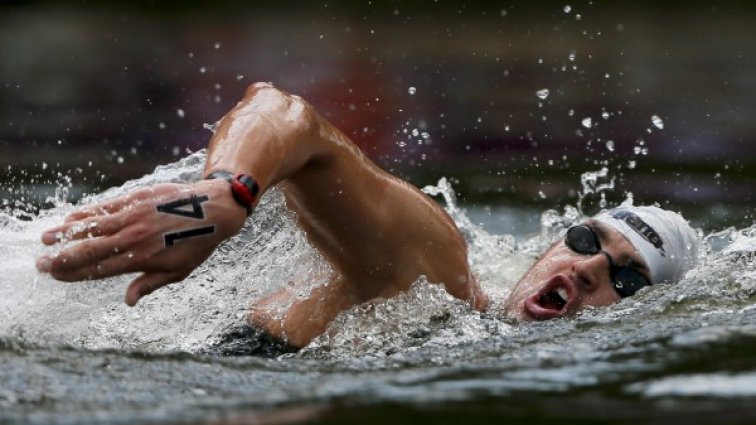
[375,178,486,308]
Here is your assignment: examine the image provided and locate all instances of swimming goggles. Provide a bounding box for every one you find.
[565,224,651,298]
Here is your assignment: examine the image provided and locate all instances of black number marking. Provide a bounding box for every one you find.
[156,195,209,219]
[164,225,216,247]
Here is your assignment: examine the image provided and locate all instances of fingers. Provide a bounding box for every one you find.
[64,196,138,223]
[42,214,125,245]
[37,234,132,273]
[48,251,146,282]
[63,186,167,223]
[125,272,182,306]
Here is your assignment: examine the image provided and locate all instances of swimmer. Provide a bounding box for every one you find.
[35,83,698,348]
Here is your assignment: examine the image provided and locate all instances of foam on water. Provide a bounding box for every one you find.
[0,153,540,357]
[0,151,329,353]
[0,151,754,367]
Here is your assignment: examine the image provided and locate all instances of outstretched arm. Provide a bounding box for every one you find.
[37,83,487,342]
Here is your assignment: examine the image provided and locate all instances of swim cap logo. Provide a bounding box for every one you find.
[609,210,666,256]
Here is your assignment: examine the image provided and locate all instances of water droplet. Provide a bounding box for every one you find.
[235,74,244,81]
[582,117,593,128]
[116,156,124,164]
[536,88,550,99]
[605,140,615,152]
[158,122,166,130]
[172,146,180,156]
[176,108,185,119]
[601,111,610,120]
[203,122,218,134]
[41,162,48,170]
[538,190,547,199]
[628,160,636,169]
[651,115,664,129]
[563,5,572,13]
[199,66,207,74]
[408,86,416,95]
[568,51,576,61]
[633,146,641,155]
[500,9,507,17]
[214,42,221,49]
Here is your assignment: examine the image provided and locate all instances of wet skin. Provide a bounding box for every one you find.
[499,219,652,321]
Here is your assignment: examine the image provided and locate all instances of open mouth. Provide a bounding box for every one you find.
[539,287,569,310]
[523,274,576,320]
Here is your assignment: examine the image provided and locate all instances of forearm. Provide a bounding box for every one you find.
[201,83,396,282]
[205,83,483,343]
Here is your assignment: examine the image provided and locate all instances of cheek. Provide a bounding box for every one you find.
[515,249,574,292]
[579,286,621,308]
[530,250,574,277]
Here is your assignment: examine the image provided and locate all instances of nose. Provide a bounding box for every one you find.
[572,252,611,294]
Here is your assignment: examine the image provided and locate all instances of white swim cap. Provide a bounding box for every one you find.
[593,206,698,284]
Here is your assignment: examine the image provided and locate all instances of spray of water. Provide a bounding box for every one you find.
[0,151,328,353]
[0,152,753,361]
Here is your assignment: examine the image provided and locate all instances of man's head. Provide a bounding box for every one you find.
[501,206,698,321]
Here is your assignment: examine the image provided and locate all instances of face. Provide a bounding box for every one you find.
[499,220,651,321]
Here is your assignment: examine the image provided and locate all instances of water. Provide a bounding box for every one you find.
[0,152,754,424]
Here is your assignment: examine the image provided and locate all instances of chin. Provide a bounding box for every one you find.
[502,300,528,323]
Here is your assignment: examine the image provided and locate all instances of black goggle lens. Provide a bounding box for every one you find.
[612,267,648,298]
[565,225,650,298]
[565,225,601,254]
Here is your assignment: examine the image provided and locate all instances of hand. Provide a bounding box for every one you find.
[36,179,248,306]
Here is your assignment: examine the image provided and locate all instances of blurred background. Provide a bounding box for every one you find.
[1,0,754,229]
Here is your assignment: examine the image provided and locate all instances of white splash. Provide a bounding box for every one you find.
[651,114,664,129]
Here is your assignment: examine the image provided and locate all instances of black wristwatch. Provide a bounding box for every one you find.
[205,171,260,216]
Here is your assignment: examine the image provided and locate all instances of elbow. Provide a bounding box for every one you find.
[242,82,318,136]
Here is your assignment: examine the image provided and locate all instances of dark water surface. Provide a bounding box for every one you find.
[1,304,755,425]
